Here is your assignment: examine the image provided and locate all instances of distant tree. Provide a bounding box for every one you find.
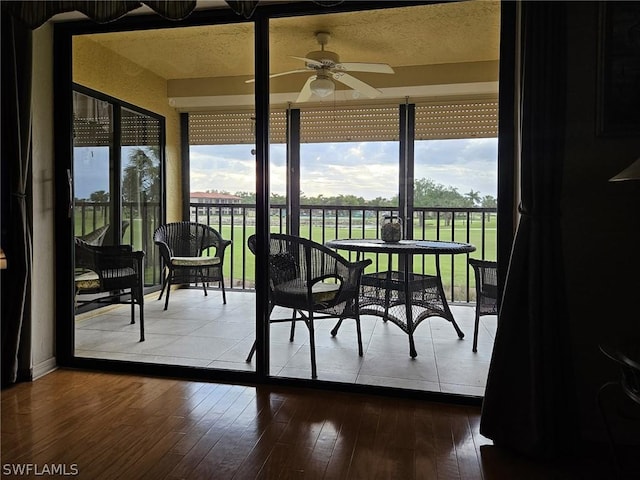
[302,193,326,206]
[122,147,160,205]
[481,195,497,221]
[368,196,396,207]
[414,178,465,208]
[88,190,109,203]
[334,194,366,206]
[234,191,256,203]
[464,189,481,207]
[270,193,286,205]
[481,195,497,208]
[229,177,491,220]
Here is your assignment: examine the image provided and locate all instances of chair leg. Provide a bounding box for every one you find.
[247,303,274,362]
[472,309,481,353]
[246,340,257,363]
[355,316,363,356]
[138,289,145,342]
[199,268,209,297]
[330,318,344,337]
[289,310,297,342]
[307,313,317,379]
[163,275,172,310]
[157,268,167,300]
[220,275,227,304]
[130,291,135,325]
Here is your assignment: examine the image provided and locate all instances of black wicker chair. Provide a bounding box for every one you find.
[246,233,371,379]
[77,222,130,246]
[597,343,640,476]
[469,258,499,352]
[77,224,110,246]
[74,238,145,341]
[153,222,231,310]
[246,234,296,359]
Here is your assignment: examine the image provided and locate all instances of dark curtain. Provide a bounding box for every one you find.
[1,13,33,387]
[2,1,197,29]
[480,2,577,457]
[225,1,344,19]
[225,0,259,19]
[3,0,346,26]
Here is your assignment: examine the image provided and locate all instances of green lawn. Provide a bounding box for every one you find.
[75,212,496,299]
[218,217,496,298]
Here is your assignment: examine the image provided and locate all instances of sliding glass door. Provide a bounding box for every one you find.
[58,0,500,397]
[73,87,165,358]
[120,107,163,285]
[72,91,114,245]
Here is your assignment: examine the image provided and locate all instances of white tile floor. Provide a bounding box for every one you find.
[75,288,497,396]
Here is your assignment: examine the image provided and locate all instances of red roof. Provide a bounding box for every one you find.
[190,191,241,200]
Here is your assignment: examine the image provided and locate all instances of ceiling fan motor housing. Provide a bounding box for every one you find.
[305,49,340,68]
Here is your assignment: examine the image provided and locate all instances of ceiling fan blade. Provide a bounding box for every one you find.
[245,69,309,83]
[332,72,381,98]
[296,76,315,103]
[270,69,310,79]
[291,56,324,68]
[337,62,395,74]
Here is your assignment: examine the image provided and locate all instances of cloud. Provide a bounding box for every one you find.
[301,142,398,167]
[189,138,497,199]
[415,138,498,166]
[190,147,255,193]
[75,138,497,201]
[301,162,398,199]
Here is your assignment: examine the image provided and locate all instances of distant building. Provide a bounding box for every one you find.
[190,191,242,215]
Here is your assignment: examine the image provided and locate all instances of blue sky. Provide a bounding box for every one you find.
[73,146,110,199]
[74,138,498,200]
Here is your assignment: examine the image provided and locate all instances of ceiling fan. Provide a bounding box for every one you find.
[247,31,395,103]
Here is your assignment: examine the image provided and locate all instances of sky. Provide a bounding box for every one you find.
[73,146,111,199]
[190,138,498,200]
[74,138,498,201]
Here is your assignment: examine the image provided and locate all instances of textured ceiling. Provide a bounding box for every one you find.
[83,1,500,81]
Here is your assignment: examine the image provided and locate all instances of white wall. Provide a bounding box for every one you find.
[31,23,57,378]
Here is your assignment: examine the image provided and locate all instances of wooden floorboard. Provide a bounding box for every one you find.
[0,369,619,479]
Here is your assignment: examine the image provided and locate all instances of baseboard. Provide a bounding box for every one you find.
[32,357,58,380]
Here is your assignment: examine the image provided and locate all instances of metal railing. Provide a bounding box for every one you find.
[192,202,497,303]
[74,200,496,302]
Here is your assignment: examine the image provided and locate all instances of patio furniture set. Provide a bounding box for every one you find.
[74,221,499,378]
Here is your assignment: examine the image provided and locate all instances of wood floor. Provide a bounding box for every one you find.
[1,369,616,479]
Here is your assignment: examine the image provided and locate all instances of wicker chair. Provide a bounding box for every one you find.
[77,224,110,246]
[77,222,130,247]
[74,238,145,341]
[246,234,296,360]
[246,233,371,379]
[468,259,499,352]
[153,222,231,310]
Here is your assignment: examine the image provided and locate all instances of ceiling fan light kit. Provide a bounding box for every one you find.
[310,74,335,97]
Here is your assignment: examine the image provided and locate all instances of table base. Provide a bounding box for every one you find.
[359,270,465,357]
